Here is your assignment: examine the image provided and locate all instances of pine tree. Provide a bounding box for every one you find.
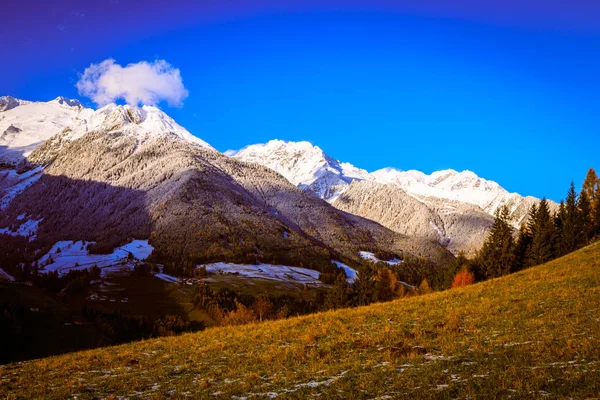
[578,189,593,244]
[554,201,566,256]
[352,262,376,306]
[477,205,515,279]
[528,198,556,266]
[325,272,350,310]
[558,183,579,255]
[512,223,532,272]
[443,251,470,287]
[594,184,600,236]
[526,203,538,243]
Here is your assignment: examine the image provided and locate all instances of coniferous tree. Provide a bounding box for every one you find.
[578,189,593,244]
[443,251,469,287]
[477,205,515,279]
[528,198,556,266]
[594,184,600,236]
[325,272,350,310]
[352,263,377,306]
[512,223,532,272]
[554,200,566,256]
[559,183,580,255]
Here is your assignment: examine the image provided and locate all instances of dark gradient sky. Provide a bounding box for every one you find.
[2,0,599,201]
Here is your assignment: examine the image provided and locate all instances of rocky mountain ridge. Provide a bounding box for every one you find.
[231,140,557,255]
[0,97,452,278]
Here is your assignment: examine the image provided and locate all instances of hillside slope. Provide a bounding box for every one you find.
[3,242,599,399]
[232,140,555,255]
[334,180,495,255]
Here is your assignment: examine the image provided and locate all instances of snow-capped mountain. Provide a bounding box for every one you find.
[369,167,550,227]
[0,97,213,167]
[232,140,555,255]
[228,140,369,201]
[0,96,84,164]
[0,96,32,112]
[229,140,547,225]
[1,97,452,282]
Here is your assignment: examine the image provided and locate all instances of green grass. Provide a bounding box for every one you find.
[88,276,199,321]
[2,242,600,399]
[204,274,329,297]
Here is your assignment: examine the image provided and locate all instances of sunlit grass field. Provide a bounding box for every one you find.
[2,242,599,399]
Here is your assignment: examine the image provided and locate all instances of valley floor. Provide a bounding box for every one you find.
[2,243,599,399]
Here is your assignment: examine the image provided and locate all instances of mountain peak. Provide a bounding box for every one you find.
[69,103,214,150]
[51,97,83,108]
[1,98,214,166]
[231,139,369,200]
[0,96,32,112]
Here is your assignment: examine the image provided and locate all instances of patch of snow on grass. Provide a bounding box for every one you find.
[0,167,43,209]
[202,262,323,286]
[0,267,15,281]
[0,218,42,241]
[155,273,178,283]
[38,239,153,277]
[359,251,403,265]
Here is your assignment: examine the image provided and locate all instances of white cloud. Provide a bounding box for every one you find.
[76,59,189,107]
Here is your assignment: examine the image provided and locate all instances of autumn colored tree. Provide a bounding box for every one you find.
[375,267,398,302]
[418,278,432,294]
[222,301,257,326]
[582,168,599,208]
[451,267,475,288]
[252,295,272,322]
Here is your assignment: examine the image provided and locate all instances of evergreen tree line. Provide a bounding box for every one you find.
[470,168,600,281]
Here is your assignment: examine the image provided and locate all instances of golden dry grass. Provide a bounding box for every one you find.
[2,242,600,399]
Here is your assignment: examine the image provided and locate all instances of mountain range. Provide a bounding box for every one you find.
[1,95,555,284]
[230,140,555,255]
[0,96,453,283]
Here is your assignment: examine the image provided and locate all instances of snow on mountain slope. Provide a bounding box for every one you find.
[229,139,547,228]
[229,140,369,200]
[0,167,44,210]
[233,139,553,254]
[203,262,324,286]
[0,97,213,167]
[370,167,552,227]
[70,103,214,150]
[0,97,84,163]
[333,180,495,256]
[0,96,32,112]
[38,239,153,277]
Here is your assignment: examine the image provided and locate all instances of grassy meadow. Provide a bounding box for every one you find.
[2,242,599,399]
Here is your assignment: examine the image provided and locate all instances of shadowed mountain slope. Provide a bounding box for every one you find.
[0,103,453,274]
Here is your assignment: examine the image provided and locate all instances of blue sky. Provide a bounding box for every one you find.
[2,1,599,201]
